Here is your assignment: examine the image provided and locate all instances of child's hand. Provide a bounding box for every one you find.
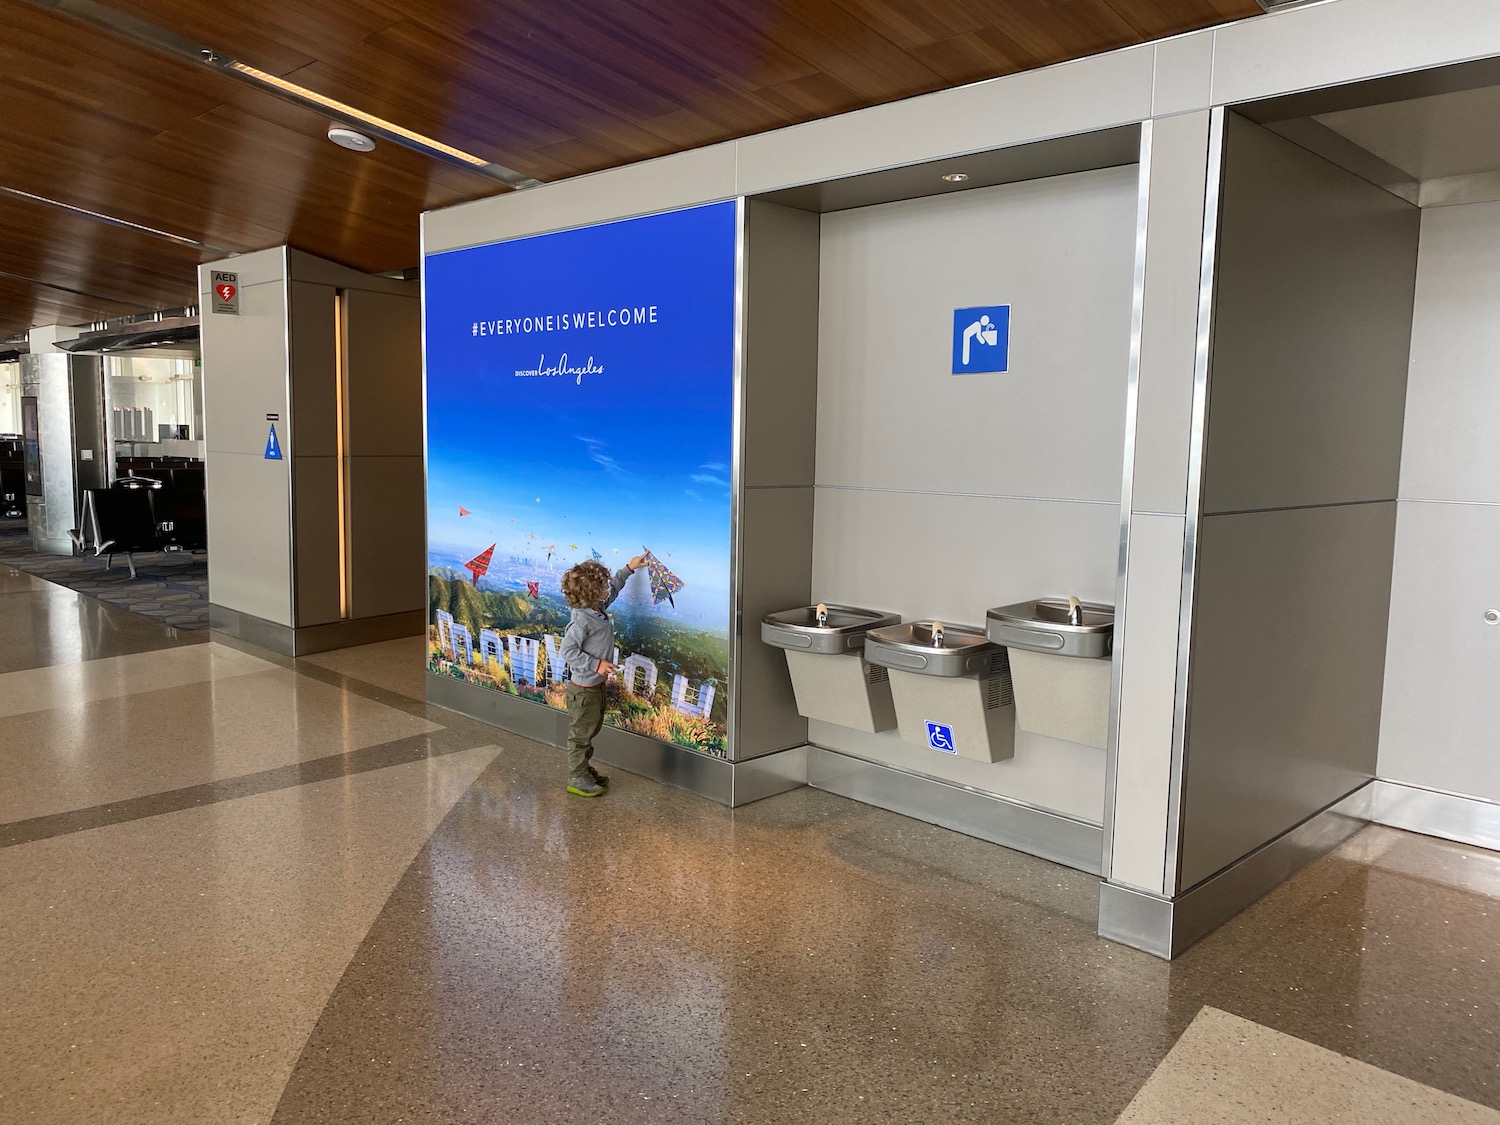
[597,660,619,676]
[628,554,647,571]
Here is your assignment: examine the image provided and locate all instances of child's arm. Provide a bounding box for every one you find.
[601,555,646,609]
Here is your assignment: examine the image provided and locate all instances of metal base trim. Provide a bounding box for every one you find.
[210,605,423,656]
[1099,781,1374,959]
[806,747,1103,874]
[1370,779,1500,852]
[424,672,805,808]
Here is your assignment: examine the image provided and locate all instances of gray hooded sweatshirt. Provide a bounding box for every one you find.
[559,565,633,687]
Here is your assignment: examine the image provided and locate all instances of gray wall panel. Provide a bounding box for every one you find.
[742,201,820,490]
[288,282,338,459]
[1398,201,1500,505]
[735,487,814,760]
[1201,115,1418,515]
[816,168,1137,504]
[1378,200,1500,806]
[292,455,341,627]
[348,455,425,620]
[1180,502,1397,890]
[1211,0,1500,110]
[1379,500,1500,803]
[345,289,423,458]
[201,266,293,626]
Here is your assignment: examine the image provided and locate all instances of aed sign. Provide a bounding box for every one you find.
[925,721,957,754]
[951,305,1009,374]
[211,271,240,315]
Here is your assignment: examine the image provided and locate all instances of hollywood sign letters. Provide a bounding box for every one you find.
[434,610,715,720]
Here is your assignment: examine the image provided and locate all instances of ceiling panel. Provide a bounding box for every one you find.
[102,0,1262,180]
[0,0,1262,333]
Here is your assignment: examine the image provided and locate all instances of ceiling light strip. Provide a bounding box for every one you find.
[25,0,540,190]
[0,185,229,254]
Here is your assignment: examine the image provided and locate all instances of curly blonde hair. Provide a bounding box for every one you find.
[561,559,611,609]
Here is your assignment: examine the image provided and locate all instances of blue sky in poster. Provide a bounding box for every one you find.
[423,202,737,628]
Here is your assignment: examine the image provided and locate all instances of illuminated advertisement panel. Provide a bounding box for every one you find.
[424,201,737,757]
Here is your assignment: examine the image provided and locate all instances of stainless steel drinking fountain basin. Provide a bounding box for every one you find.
[761,604,901,655]
[986,598,1114,659]
[864,620,999,677]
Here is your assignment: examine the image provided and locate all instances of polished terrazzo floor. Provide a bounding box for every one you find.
[2,564,1498,1124]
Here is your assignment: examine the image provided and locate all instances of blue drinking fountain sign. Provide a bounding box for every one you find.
[422,201,738,758]
[951,304,1010,374]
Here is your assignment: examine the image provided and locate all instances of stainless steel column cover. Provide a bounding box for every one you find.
[21,351,77,554]
[1099,782,1373,959]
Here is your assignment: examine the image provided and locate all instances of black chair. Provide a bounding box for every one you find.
[88,488,160,578]
[1,466,23,518]
[170,467,205,490]
[152,487,207,552]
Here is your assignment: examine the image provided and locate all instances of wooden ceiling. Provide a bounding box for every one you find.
[0,0,1262,337]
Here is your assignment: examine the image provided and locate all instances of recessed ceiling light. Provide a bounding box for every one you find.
[328,125,376,152]
[942,172,970,183]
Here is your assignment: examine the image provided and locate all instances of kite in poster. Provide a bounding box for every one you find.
[590,548,602,561]
[458,506,471,516]
[640,547,685,608]
[526,581,540,598]
[464,544,495,586]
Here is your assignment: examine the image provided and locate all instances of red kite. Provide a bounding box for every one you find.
[526,581,540,598]
[458,506,471,516]
[464,544,495,586]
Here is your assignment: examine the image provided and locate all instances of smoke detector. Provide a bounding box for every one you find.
[327,125,376,152]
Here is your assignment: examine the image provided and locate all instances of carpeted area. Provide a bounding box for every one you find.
[0,523,209,630]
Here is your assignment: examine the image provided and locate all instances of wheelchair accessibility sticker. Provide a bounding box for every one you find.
[951,305,1010,374]
[925,722,957,754]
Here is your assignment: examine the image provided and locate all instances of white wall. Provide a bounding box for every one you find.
[1380,200,1500,804]
[0,361,20,434]
[808,167,1139,823]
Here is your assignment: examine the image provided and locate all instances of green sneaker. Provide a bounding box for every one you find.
[567,772,605,798]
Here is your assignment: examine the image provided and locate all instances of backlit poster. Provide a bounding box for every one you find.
[424,201,737,758]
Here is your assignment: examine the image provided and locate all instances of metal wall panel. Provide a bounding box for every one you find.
[1201,116,1418,516]
[1179,502,1397,889]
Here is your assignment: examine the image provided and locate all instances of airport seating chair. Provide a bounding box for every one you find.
[151,487,207,552]
[1,466,23,518]
[88,488,161,579]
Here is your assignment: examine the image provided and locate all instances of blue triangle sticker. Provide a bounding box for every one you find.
[264,424,283,460]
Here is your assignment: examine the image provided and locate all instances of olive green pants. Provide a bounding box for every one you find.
[564,683,605,776]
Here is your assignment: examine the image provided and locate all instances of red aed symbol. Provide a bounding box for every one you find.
[215,283,236,303]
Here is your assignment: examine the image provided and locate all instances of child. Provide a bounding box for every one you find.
[558,554,646,796]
